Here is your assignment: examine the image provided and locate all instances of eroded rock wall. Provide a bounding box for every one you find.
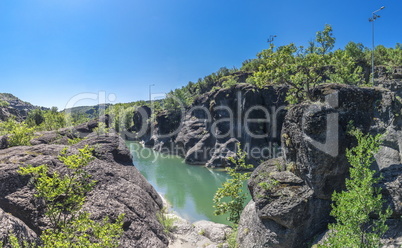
[237,82,402,248]
[131,84,288,167]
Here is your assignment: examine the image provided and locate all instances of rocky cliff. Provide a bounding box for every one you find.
[0,93,44,121]
[130,84,288,167]
[128,67,402,247]
[237,82,402,247]
[0,120,169,247]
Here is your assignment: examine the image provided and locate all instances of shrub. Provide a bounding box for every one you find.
[213,144,253,225]
[322,129,392,247]
[0,119,34,146]
[93,122,110,135]
[156,207,176,233]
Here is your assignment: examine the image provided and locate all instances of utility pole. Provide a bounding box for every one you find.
[267,35,277,48]
[149,84,155,103]
[369,6,385,84]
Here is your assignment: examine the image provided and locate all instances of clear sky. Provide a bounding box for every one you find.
[0,0,401,110]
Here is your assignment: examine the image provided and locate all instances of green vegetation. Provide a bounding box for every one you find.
[0,119,35,146]
[0,99,10,107]
[67,137,85,145]
[156,207,176,233]
[213,144,253,225]
[247,25,402,104]
[10,145,125,247]
[321,129,392,247]
[111,24,402,125]
[0,106,93,147]
[212,145,254,248]
[26,107,72,131]
[226,228,239,248]
[106,104,135,133]
[258,179,279,191]
[250,24,364,103]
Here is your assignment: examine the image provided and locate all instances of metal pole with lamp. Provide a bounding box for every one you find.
[369,6,385,84]
[149,84,155,103]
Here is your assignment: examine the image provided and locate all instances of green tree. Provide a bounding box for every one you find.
[253,43,327,104]
[41,110,66,131]
[251,25,369,103]
[344,42,368,64]
[323,129,392,247]
[315,24,336,55]
[0,119,35,146]
[213,144,253,225]
[26,108,45,127]
[329,49,364,85]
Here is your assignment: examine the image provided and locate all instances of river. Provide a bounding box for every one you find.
[127,141,238,225]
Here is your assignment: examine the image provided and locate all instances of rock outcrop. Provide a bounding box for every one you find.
[130,84,288,167]
[0,121,169,247]
[0,93,44,121]
[237,82,402,248]
[168,215,232,248]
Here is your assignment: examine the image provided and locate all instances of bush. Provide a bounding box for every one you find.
[322,129,392,247]
[93,122,110,135]
[0,119,34,146]
[156,207,176,233]
[213,144,253,225]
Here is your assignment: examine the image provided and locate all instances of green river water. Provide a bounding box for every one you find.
[127,141,238,225]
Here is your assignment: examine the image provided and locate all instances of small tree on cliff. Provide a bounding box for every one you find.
[213,144,253,225]
[323,129,392,247]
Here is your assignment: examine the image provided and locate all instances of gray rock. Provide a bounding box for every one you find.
[0,124,168,247]
[193,220,232,242]
[0,208,37,243]
[131,84,288,167]
[239,158,330,247]
[238,82,402,248]
[168,215,232,248]
[0,135,8,149]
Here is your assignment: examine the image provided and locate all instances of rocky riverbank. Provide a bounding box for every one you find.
[157,194,233,248]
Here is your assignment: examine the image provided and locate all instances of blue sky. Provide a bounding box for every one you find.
[0,0,401,110]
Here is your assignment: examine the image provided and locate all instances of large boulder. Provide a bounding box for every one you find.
[0,124,168,247]
[0,208,37,243]
[238,158,330,248]
[0,136,8,149]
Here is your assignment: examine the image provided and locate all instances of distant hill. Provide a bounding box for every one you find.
[63,104,111,119]
[0,93,46,121]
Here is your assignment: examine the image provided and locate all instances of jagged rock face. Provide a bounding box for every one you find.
[0,123,169,247]
[131,106,152,140]
[0,93,44,121]
[0,208,38,243]
[132,84,288,167]
[238,158,331,248]
[238,82,402,248]
[284,84,401,198]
